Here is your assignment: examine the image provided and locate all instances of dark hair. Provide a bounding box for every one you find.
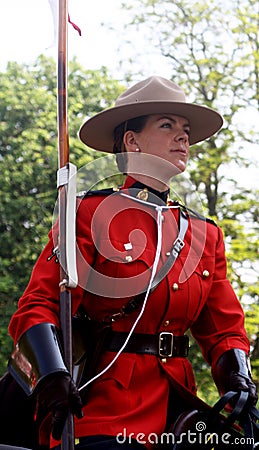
[113,115,149,173]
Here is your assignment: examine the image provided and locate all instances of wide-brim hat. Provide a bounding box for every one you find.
[79,76,223,152]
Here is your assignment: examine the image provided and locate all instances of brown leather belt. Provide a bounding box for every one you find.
[105,331,189,358]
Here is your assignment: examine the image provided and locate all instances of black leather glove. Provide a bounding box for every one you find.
[35,372,83,440]
[212,349,258,406]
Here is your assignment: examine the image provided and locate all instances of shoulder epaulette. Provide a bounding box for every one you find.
[176,202,218,227]
[76,187,118,199]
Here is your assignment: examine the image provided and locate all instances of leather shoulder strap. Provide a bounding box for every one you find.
[109,209,188,321]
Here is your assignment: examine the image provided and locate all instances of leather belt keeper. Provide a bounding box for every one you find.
[105,331,189,358]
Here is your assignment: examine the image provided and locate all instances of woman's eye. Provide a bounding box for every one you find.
[161,122,171,128]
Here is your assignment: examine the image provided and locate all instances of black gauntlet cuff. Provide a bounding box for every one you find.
[8,323,68,395]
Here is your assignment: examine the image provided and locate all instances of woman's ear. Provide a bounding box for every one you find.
[123,130,138,152]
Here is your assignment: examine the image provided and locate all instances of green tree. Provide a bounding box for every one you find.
[0,57,123,374]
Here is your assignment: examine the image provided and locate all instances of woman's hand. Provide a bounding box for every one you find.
[212,349,258,406]
[36,372,83,440]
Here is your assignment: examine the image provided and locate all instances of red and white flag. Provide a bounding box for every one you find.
[48,0,81,47]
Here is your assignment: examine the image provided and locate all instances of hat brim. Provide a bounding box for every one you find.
[79,101,223,152]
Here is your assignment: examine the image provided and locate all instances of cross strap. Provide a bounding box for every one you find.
[149,208,188,292]
[106,208,188,322]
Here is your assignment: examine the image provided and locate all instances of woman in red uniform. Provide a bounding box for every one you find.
[8,76,257,449]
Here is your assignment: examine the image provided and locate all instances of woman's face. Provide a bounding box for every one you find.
[124,114,190,184]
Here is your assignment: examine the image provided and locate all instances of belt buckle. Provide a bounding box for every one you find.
[159,332,174,358]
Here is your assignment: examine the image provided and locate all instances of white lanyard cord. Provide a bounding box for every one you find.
[78,206,163,393]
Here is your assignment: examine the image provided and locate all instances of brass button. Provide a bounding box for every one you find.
[172,283,179,291]
[203,270,210,278]
[164,320,170,327]
[166,251,171,256]
[161,358,167,364]
[125,255,133,262]
[161,215,165,222]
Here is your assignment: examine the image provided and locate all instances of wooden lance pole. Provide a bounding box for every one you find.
[57,0,78,449]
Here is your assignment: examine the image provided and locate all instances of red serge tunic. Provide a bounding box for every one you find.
[9,176,249,448]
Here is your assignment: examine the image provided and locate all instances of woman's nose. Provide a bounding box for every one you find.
[175,130,189,143]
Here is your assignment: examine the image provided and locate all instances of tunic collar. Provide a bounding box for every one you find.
[122,176,170,206]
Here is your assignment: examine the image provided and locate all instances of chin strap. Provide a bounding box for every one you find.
[8,323,68,395]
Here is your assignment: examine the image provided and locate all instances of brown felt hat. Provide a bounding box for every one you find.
[79,76,223,152]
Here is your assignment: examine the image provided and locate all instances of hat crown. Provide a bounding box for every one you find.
[115,76,186,107]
